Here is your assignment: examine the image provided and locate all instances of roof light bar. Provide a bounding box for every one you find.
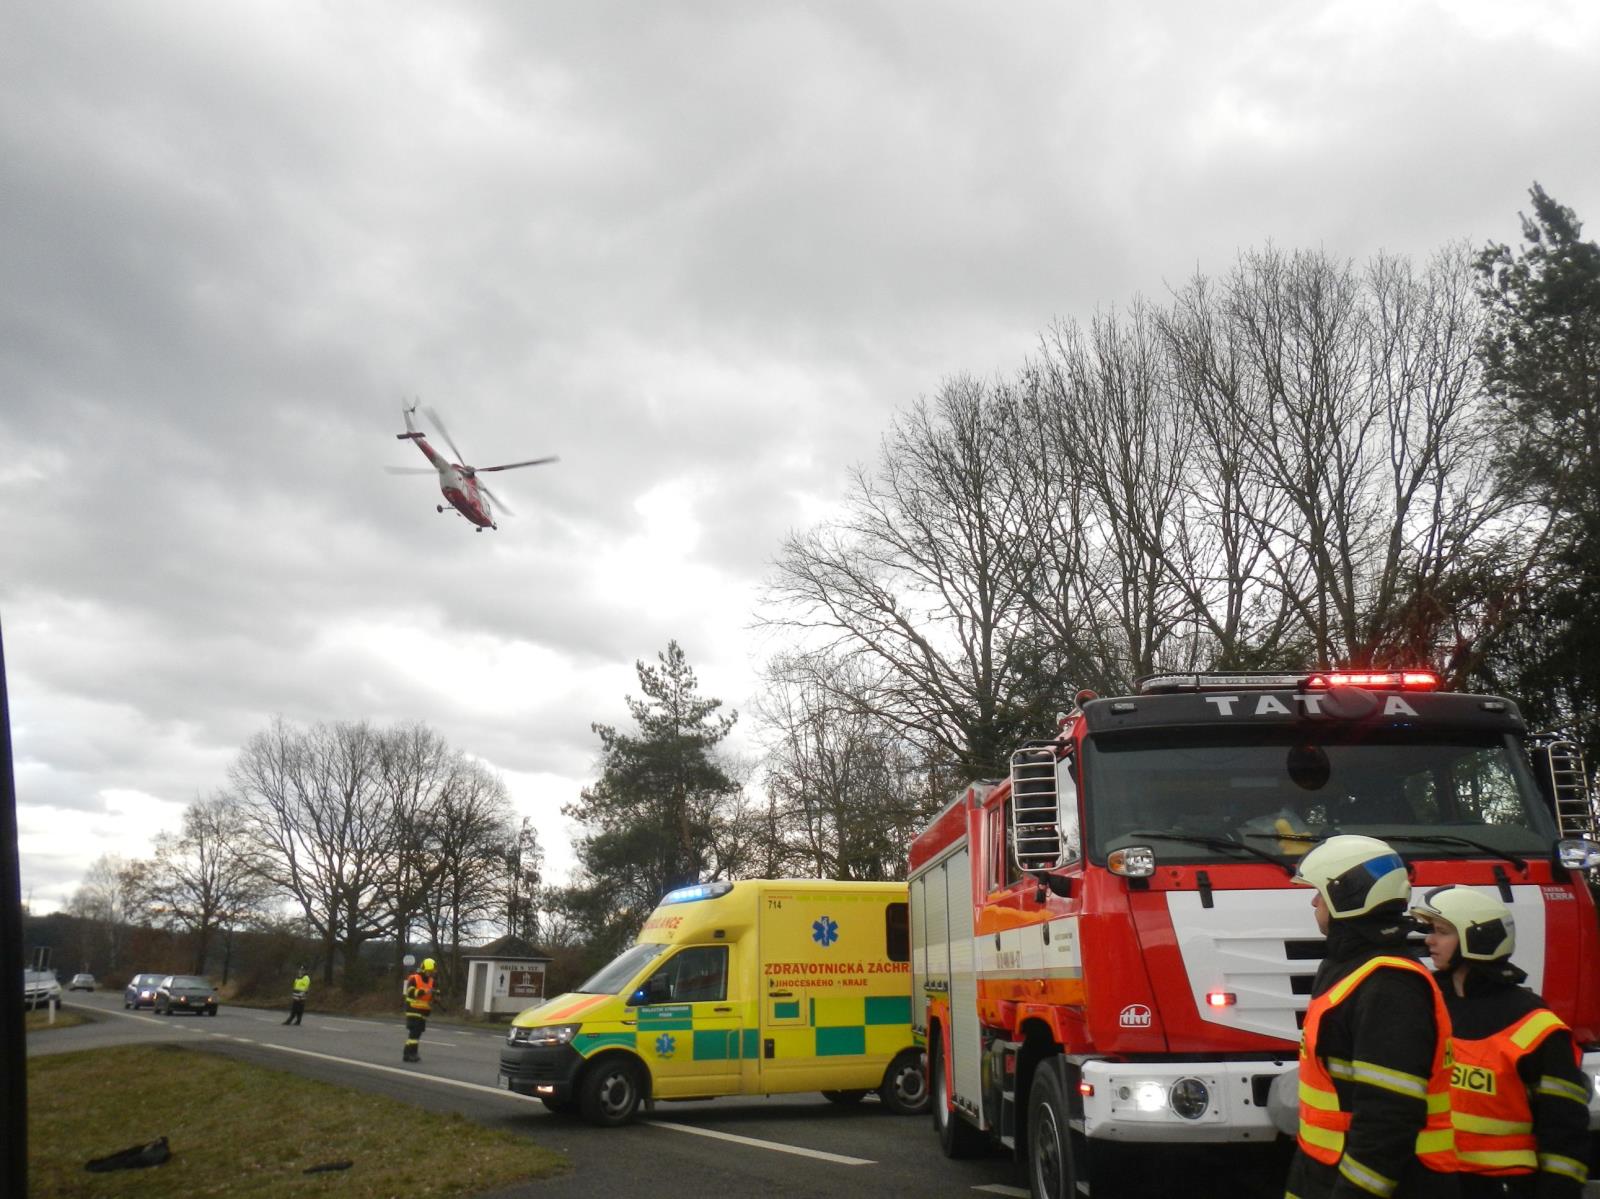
[659,881,735,905]
[1302,670,1440,692]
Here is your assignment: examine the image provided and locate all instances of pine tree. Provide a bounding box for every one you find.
[561,642,740,957]
[1474,185,1600,756]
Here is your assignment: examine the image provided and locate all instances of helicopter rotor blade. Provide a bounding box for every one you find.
[384,466,439,475]
[475,455,560,473]
[421,405,470,465]
[478,482,515,517]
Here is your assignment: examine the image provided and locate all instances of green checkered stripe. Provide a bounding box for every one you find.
[809,994,911,1056]
[569,994,912,1062]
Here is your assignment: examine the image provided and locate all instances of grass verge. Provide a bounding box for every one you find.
[28,1042,567,1198]
[26,1007,93,1032]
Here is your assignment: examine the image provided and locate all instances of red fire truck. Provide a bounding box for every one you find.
[907,669,1600,1198]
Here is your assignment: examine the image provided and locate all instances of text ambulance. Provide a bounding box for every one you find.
[908,669,1600,1198]
[499,878,928,1125]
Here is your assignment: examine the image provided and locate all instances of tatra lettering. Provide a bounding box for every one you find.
[1450,1064,1497,1095]
[1383,696,1418,717]
[1255,696,1290,716]
[1205,696,1239,715]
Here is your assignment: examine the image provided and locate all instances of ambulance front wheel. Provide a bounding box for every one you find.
[879,1049,930,1115]
[578,1056,645,1126]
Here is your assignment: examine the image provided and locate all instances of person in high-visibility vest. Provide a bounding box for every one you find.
[402,958,436,1063]
[1285,834,1457,1199]
[1410,885,1591,1198]
[283,966,310,1026]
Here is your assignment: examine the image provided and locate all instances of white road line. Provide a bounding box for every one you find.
[63,1005,877,1168]
[645,1121,874,1166]
[973,1186,1029,1197]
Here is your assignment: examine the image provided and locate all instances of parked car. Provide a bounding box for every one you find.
[124,973,167,1010]
[23,969,62,1010]
[154,975,219,1016]
[68,973,96,992]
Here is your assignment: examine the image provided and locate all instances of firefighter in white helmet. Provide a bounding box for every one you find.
[1284,835,1458,1199]
[1411,886,1590,1198]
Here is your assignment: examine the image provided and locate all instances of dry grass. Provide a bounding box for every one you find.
[25,1007,92,1032]
[28,1043,567,1198]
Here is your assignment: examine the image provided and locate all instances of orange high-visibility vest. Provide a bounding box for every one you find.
[1298,954,1456,1173]
[1449,1007,1568,1176]
[405,972,435,1014]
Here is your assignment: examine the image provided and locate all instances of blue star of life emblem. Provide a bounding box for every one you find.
[812,915,839,947]
[655,1033,676,1057]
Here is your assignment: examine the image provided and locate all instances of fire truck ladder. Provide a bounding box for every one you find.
[1010,745,1068,870]
[1544,740,1596,840]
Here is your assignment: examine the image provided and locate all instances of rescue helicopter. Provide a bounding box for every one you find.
[386,403,558,531]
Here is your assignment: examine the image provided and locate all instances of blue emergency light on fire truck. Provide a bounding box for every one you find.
[907,668,1600,1199]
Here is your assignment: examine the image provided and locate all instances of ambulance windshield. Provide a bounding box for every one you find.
[574,943,666,995]
[1084,727,1557,865]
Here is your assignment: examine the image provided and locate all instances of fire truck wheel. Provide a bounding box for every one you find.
[578,1056,645,1126]
[932,1033,984,1157]
[878,1049,930,1115]
[1026,1065,1079,1199]
[821,1089,868,1105]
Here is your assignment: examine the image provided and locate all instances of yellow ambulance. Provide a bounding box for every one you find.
[497,879,927,1125]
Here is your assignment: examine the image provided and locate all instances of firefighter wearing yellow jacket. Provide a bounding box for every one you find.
[1411,885,1591,1199]
[1286,835,1458,1199]
[402,958,436,1063]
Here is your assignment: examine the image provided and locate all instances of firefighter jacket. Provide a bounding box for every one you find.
[404,971,435,1015]
[1439,961,1591,1199]
[1285,914,1459,1199]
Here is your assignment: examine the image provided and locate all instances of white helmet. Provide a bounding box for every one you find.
[1292,834,1410,918]
[1410,885,1515,962]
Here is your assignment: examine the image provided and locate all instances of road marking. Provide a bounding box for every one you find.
[645,1121,874,1166]
[973,1186,1029,1197]
[63,1003,880,1168]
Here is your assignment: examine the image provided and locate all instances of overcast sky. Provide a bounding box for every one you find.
[4,1,1598,915]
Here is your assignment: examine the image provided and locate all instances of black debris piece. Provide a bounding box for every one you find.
[303,1160,354,1174]
[84,1136,171,1172]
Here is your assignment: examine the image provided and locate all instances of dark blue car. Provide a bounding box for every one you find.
[124,973,165,1010]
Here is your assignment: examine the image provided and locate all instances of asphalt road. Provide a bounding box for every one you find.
[32,992,1587,1198]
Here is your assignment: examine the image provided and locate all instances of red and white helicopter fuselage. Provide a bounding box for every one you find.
[390,404,557,533]
[398,426,497,528]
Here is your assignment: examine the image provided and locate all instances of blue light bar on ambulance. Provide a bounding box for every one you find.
[659,881,735,905]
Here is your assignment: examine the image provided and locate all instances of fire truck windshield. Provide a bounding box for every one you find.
[1084,727,1558,865]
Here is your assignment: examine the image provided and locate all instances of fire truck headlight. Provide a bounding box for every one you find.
[1169,1077,1210,1120]
[1123,1081,1167,1112]
[1556,839,1600,870]
[1108,846,1156,878]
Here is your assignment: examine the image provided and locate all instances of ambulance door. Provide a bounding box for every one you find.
[629,944,743,1098]
[758,889,880,1093]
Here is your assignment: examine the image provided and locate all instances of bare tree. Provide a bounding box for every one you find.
[756,653,943,879]
[417,755,515,991]
[231,718,397,986]
[371,723,454,977]
[66,854,150,975]
[766,376,1068,778]
[145,792,266,974]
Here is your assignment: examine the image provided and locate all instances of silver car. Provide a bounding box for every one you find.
[23,970,62,1010]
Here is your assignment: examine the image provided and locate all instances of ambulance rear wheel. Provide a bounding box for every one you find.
[821,1089,868,1105]
[932,1031,983,1158]
[578,1057,644,1126]
[878,1049,930,1115]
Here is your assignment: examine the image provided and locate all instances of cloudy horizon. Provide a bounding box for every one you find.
[5,0,1599,914]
